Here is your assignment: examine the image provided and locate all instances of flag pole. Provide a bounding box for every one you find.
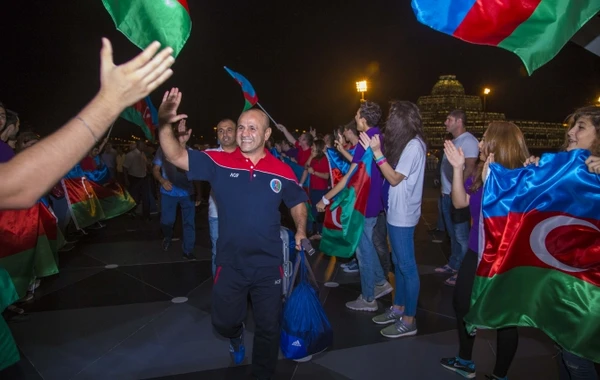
[256,102,278,127]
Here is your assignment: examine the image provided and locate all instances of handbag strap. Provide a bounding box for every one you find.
[286,249,319,298]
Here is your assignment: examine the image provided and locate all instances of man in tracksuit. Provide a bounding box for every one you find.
[157,88,308,380]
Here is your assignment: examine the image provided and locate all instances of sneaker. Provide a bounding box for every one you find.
[434,264,457,274]
[372,306,403,325]
[229,328,246,365]
[374,281,393,299]
[162,238,171,251]
[345,295,378,312]
[341,258,357,270]
[380,318,417,338]
[343,261,359,273]
[440,356,476,379]
[183,253,197,261]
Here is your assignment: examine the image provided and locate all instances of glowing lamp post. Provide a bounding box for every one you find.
[356,80,368,102]
[483,87,491,129]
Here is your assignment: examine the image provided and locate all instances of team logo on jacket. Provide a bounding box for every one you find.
[270,179,282,193]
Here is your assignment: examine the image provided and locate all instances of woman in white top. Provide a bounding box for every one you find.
[359,101,426,338]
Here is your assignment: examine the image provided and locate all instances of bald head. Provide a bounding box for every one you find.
[237,109,272,155]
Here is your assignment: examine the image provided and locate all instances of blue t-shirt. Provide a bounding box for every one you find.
[153,147,195,197]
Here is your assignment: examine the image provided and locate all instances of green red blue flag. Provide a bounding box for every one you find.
[465,150,600,362]
[102,0,191,57]
[120,96,158,142]
[411,0,600,74]
[224,67,259,111]
[319,148,372,258]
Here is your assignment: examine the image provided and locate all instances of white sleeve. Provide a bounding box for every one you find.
[395,140,421,177]
[462,136,479,158]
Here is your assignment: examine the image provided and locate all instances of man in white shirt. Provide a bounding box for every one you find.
[206,119,237,276]
[435,110,479,286]
[123,141,150,219]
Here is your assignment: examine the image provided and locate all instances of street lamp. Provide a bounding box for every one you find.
[483,88,491,130]
[356,80,368,102]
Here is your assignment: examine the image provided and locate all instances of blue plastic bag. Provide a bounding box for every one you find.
[280,251,333,359]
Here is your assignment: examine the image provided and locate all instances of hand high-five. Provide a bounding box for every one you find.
[99,39,174,109]
[443,140,465,169]
[158,88,188,126]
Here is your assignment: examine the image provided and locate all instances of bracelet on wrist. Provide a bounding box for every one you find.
[376,158,387,166]
[321,196,331,206]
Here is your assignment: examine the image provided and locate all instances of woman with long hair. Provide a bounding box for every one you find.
[440,121,530,380]
[359,101,427,337]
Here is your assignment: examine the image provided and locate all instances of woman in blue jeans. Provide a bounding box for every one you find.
[359,101,426,338]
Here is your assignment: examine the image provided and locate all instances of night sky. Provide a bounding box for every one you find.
[2,1,599,144]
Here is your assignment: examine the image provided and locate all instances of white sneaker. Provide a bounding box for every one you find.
[346,295,378,312]
[374,281,393,300]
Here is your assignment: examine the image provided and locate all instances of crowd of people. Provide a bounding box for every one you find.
[0,39,599,380]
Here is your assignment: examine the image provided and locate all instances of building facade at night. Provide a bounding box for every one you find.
[417,75,566,150]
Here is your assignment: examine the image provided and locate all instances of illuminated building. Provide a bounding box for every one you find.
[417,75,566,150]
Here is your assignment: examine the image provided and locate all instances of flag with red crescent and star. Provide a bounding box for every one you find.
[464,149,600,363]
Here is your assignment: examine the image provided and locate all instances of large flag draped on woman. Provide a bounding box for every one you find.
[465,150,600,362]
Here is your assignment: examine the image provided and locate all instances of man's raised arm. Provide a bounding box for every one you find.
[0,39,175,210]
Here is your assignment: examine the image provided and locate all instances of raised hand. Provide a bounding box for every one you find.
[309,127,316,138]
[276,124,286,132]
[98,39,174,110]
[523,155,540,167]
[369,134,382,153]
[158,88,187,126]
[585,155,600,174]
[444,140,465,169]
[482,153,495,182]
[358,132,371,150]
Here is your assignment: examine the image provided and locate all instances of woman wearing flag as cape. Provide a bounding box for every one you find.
[519,106,600,380]
[440,121,530,380]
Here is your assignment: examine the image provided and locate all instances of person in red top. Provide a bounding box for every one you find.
[275,124,313,167]
[300,139,330,239]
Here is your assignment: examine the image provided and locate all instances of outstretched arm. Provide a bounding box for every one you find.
[0,39,174,210]
[276,124,297,146]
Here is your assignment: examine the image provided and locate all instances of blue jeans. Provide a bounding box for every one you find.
[209,216,218,276]
[559,349,598,380]
[356,217,386,301]
[441,195,469,270]
[309,189,327,234]
[388,224,419,316]
[160,194,195,254]
[436,196,445,231]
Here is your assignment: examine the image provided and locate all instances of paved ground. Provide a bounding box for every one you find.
[1,172,562,379]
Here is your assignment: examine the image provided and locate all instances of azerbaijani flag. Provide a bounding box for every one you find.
[102,0,192,57]
[411,0,600,74]
[0,203,60,298]
[120,96,158,142]
[224,67,259,111]
[0,268,19,371]
[319,148,373,258]
[464,150,600,362]
[62,178,106,230]
[325,147,355,188]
